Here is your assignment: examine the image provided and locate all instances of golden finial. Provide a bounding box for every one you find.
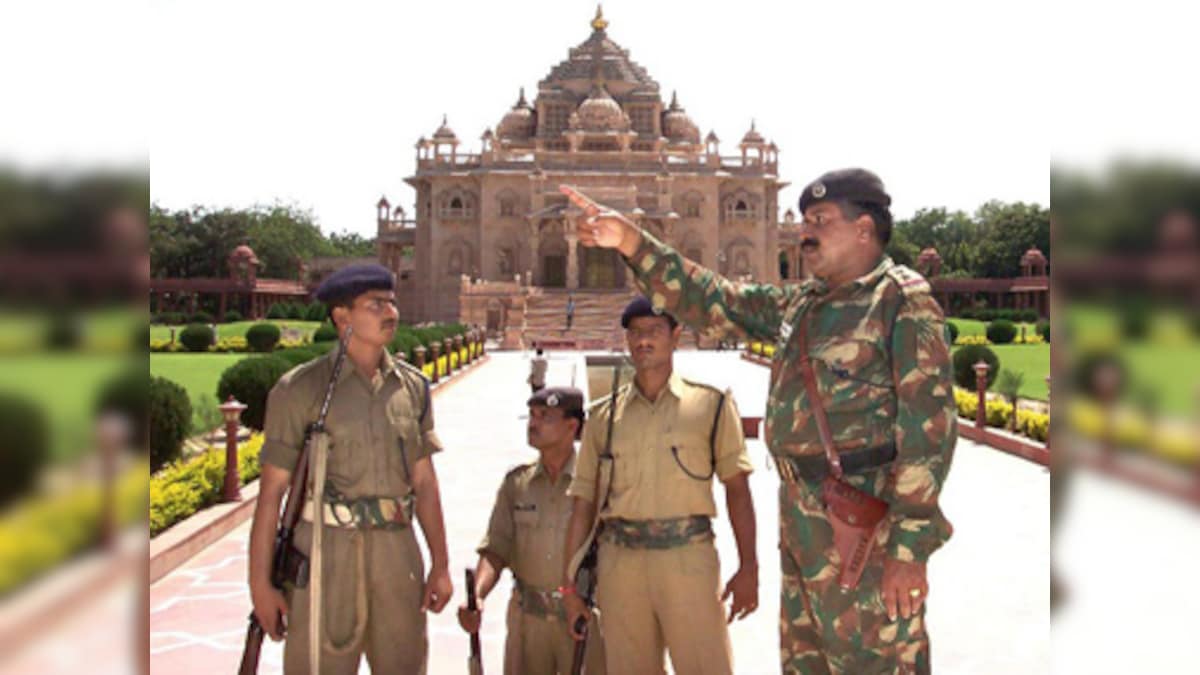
[591,5,608,31]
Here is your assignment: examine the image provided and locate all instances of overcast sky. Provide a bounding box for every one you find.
[140,0,1197,236]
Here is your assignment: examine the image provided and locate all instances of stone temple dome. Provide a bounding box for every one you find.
[662,91,699,144]
[574,82,630,132]
[498,88,535,139]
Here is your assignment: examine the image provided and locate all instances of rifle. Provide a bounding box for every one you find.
[466,568,483,675]
[238,333,350,675]
[570,357,622,675]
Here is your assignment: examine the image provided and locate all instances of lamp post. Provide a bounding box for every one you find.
[219,396,247,502]
[973,361,990,429]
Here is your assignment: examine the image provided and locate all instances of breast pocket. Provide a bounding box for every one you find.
[666,430,714,482]
[814,337,893,412]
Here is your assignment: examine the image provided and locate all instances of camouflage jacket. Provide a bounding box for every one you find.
[623,230,956,562]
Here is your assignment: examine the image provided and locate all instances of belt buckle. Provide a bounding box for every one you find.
[329,501,355,527]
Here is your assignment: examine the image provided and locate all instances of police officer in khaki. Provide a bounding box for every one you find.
[457,386,606,674]
[561,297,759,675]
[248,264,454,674]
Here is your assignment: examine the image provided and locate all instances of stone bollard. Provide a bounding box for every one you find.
[444,338,455,372]
[973,361,990,429]
[414,344,427,372]
[396,351,408,364]
[430,342,442,383]
[219,396,248,502]
[454,334,465,366]
[478,328,486,356]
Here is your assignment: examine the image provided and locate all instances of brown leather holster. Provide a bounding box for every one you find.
[796,315,891,590]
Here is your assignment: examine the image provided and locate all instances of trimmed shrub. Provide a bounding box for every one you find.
[245,322,282,352]
[44,314,83,351]
[0,394,50,507]
[952,344,1000,390]
[222,310,243,323]
[986,319,1018,344]
[313,323,339,343]
[96,367,149,454]
[189,311,214,324]
[1037,320,1050,342]
[1017,309,1038,323]
[946,322,960,344]
[179,323,215,352]
[1120,303,1150,340]
[275,347,321,368]
[285,302,305,320]
[216,356,292,430]
[149,376,191,472]
[305,302,328,322]
[266,303,288,320]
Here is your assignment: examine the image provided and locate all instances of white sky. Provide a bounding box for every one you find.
[9,1,1195,238]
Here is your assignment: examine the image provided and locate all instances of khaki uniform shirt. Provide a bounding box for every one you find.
[261,347,442,498]
[477,454,576,590]
[567,372,752,520]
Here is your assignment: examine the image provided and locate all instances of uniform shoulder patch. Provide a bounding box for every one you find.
[504,462,536,480]
[885,264,932,298]
[393,356,430,382]
[680,378,724,399]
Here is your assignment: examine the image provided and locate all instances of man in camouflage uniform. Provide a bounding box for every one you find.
[248,264,454,674]
[561,169,957,674]
[560,297,759,675]
[457,386,605,674]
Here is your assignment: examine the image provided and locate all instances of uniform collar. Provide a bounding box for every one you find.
[805,255,893,296]
[332,345,398,384]
[630,371,686,405]
[531,450,576,482]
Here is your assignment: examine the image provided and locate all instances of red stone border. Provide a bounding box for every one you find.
[740,350,1049,466]
[147,353,492,584]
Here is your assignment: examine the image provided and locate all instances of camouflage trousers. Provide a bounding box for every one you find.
[778,473,931,675]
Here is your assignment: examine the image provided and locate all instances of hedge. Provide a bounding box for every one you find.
[986,319,1018,345]
[150,435,263,536]
[952,388,1049,443]
[0,460,146,595]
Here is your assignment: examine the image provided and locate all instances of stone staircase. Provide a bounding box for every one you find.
[521,288,703,350]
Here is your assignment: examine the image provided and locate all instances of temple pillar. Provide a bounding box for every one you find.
[566,229,579,290]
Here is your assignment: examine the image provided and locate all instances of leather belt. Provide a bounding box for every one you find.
[773,443,897,483]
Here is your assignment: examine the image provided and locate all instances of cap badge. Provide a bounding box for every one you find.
[547,393,560,407]
[812,182,826,199]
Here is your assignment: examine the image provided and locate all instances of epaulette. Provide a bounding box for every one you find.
[393,355,430,382]
[680,378,725,400]
[504,462,537,481]
[884,264,932,299]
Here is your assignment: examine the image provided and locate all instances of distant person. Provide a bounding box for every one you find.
[529,345,548,395]
[565,294,576,331]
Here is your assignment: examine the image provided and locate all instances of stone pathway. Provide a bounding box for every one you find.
[148,350,1049,674]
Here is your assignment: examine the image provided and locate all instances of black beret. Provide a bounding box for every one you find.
[314,264,395,304]
[798,168,892,214]
[620,296,677,329]
[527,386,585,417]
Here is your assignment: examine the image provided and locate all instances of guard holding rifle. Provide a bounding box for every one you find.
[560,298,758,675]
[458,386,606,675]
[245,263,453,674]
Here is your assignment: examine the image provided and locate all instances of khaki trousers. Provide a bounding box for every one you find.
[594,538,733,675]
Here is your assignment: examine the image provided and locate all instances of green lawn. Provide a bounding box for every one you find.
[978,344,1050,400]
[150,353,251,431]
[151,320,322,342]
[0,354,137,461]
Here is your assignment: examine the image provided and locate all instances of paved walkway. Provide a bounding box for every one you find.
[149,350,1049,673]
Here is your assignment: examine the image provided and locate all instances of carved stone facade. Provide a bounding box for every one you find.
[379,8,794,324]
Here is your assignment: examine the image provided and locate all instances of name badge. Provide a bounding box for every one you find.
[779,321,793,341]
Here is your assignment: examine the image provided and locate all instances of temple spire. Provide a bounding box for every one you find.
[591,5,608,32]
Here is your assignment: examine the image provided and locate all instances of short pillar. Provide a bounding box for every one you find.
[219,396,247,502]
[973,361,990,429]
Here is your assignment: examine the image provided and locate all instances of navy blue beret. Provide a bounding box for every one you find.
[527,386,585,416]
[621,296,677,329]
[798,168,892,214]
[314,263,395,304]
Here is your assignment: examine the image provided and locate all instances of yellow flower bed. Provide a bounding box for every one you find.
[150,338,180,352]
[762,344,776,358]
[459,347,469,364]
[1067,400,1198,466]
[954,335,992,346]
[449,352,459,371]
[0,460,147,595]
[952,387,1048,442]
[1013,334,1046,345]
[422,363,434,379]
[208,336,248,353]
[150,434,264,536]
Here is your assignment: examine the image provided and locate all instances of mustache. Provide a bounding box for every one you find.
[800,236,820,249]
